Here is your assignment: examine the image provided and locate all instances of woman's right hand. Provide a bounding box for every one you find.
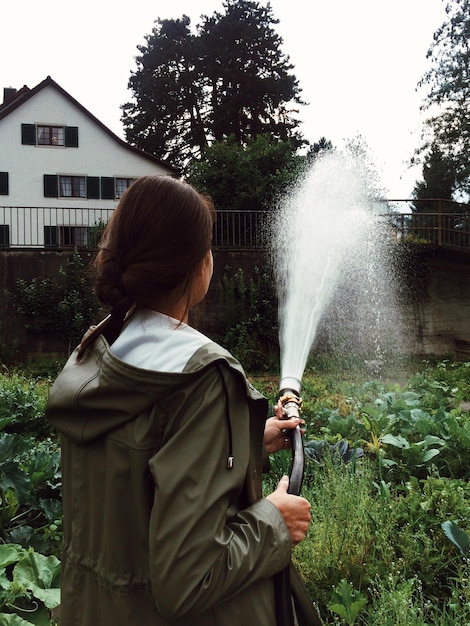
[266,475,311,545]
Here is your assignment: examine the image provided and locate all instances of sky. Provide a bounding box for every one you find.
[2,0,447,198]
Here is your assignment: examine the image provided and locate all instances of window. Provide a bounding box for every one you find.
[115,178,135,199]
[44,225,88,247]
[100,177,136,200]
[37,126,65,146]
[59,226,88,247]
[44,174,100,199]
[22,124,78,147]
[59,176,86,198]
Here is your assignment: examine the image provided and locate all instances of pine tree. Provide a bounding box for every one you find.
[121,1,305,171]
[121,16,206,168]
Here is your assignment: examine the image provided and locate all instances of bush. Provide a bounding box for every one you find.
[0,373,50,438]
[10,249,101,351]
[218,266,279,371]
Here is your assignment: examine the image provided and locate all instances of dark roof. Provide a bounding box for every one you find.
[0,76,180,175]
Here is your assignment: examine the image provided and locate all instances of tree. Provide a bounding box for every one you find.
[417,0,470,198]
[121,16,206,168]
[410,143,460,240]
[306,137,334,164]
[412,142,458,211]
[187,134,305,212]
[197,1,304,147]
[121,0,305,171]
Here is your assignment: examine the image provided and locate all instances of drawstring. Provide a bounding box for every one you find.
[217,364,234,470]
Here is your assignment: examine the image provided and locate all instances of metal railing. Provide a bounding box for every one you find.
[384,212,470,249]
[0,206,113,249]
[213,210,268,248]
[0,201,469,251]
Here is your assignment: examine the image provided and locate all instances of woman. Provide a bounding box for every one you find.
[46,175,318,625]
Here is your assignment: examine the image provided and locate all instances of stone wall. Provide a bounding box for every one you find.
[0,246,469,361]
[405,247,470,360]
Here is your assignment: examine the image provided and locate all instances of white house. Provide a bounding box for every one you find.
[0,76,179,248]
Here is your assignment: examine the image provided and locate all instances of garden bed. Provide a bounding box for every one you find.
[0,358,469,624]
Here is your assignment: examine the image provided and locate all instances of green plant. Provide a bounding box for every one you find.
[292,455,395,611]
[0,374,50,438]
[365,574,427,626]
[0,375,62,556]
[0,371,63,626]
[388,475,470,599]
[258,360,470,623]
[0,544,60,625]
[327,579,367,625]
[219,266,279,371]
[442,520,470,556]
[10,249,101,350]
[409,360,470,407]
[88,217,107,248]
[0,434,62,556]
[314,380,470,483]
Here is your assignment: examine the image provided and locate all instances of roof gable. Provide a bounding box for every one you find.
[0,76,179,175]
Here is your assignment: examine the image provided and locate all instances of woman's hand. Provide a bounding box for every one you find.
[263,405,305,454]
[266,475,311,545]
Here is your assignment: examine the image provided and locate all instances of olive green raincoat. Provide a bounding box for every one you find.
[46,334,318,625]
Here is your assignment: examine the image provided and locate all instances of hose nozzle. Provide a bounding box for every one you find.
[278,377,304,495]
[278,389,302,420]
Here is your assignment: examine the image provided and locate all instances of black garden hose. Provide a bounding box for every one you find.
[274,388,304,626]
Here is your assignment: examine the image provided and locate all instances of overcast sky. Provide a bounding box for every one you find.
[2,0,447,197]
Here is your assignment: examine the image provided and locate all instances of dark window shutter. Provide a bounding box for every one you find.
[44,226,58,247]
[44,174,58,198]
[86,176,100,199]
[100,177,115,199]
[0,225,10,247]
[21,124,36,145]
[0,172,8,195]
[65,126,79,147]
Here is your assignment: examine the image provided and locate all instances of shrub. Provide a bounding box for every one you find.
[0,373,50,438]
[10,249,101,350]
[218,266,279,371]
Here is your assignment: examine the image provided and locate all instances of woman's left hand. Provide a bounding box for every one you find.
[264,406,305,454]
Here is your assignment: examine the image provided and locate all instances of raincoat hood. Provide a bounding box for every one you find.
[47,334,257,446]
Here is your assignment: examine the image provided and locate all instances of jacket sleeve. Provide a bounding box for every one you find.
[147,363,291,620]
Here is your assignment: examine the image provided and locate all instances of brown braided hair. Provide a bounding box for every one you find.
[77,175,215,361]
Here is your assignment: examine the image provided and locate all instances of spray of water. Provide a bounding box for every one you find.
[271,148,395,387]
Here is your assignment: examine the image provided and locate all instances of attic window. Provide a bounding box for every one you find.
[38,125,65,146]
[21,124,78,147]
